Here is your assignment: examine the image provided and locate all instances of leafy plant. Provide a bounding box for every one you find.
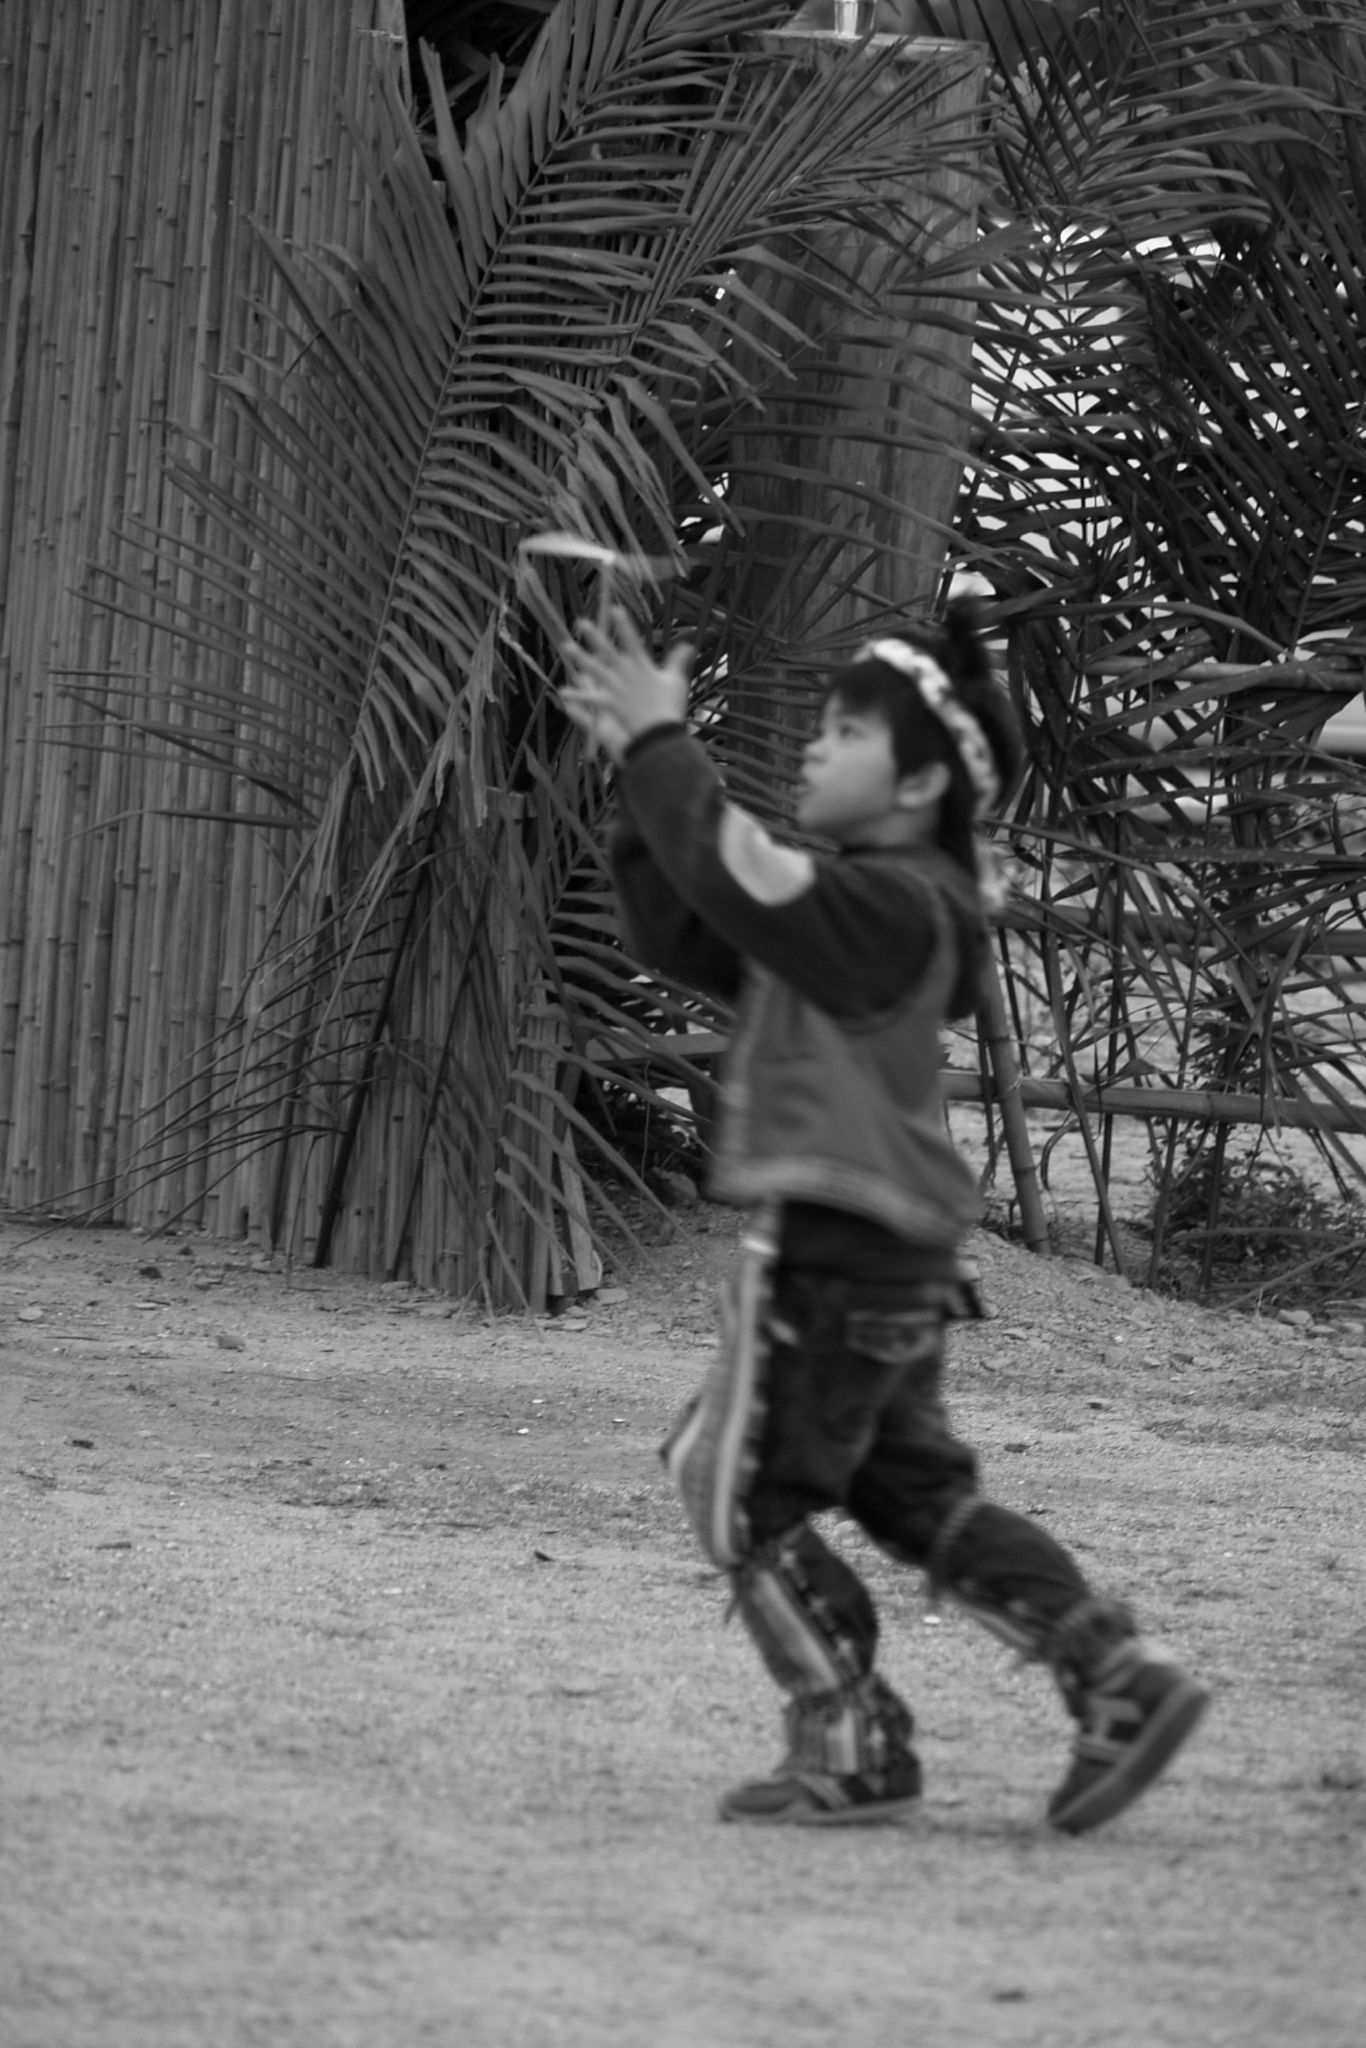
[86,0,997,1301]
[897,0,1366,1284]
[1145,1133,1366,1309]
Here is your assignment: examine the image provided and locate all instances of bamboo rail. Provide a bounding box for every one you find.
[941,1069,1366,1137]
[1005,901,1366,961]
[602,1020,1366,1159]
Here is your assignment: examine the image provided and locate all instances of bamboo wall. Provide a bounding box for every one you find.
[0,0,406,1238]
[0,10,1006,1300]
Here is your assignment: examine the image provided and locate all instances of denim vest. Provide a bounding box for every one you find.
[707,889,978,1251]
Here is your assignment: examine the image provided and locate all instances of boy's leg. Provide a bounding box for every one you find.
[930,1500,1210,1834]
[847,1309,1208,1832]
[663,1257,920,1825]
[721,1521,921,1823]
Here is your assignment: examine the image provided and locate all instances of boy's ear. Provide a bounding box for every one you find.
[895,760,951,809]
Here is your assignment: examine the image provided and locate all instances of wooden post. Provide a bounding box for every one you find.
[975,947,1052,1254]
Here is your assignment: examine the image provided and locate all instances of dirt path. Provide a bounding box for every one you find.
[2,1205,1363,2048]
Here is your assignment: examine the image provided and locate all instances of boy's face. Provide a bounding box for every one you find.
[795,695,905,843]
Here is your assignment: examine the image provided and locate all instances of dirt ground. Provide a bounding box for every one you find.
[3,1168,1364,2048]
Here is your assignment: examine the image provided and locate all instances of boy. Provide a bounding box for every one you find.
[559,602,1209,1830]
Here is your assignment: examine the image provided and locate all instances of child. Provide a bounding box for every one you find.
[559,601,1209,1830]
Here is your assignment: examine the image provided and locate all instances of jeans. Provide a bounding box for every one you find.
[726,1265,1112,1751]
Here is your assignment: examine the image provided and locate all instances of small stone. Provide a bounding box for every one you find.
[215,1332,245,1351]
[1278,1308,1313,1330]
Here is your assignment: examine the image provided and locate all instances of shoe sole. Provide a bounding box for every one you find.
[1049,1679,1211,1835]
[717,1794,920,1827]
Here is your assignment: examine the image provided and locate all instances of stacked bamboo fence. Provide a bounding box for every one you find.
[0,0,406,1240]
[0,1,628,1303]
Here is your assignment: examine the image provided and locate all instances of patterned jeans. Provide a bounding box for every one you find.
[671,1256,1132,1774]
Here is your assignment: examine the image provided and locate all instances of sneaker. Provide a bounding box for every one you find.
[717,1754,922,1827]
[1049,1645,1210,1835]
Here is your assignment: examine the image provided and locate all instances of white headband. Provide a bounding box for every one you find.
[856,638,1000,818]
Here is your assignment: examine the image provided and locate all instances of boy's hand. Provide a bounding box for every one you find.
[560,606,693,763]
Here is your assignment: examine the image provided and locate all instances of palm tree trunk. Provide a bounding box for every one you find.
[725,29,989,665]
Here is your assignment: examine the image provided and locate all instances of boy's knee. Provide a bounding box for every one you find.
[853,1477,978,1569]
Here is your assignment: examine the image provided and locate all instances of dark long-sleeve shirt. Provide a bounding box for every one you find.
[612,725,975,1009]
[610,725,985,1284]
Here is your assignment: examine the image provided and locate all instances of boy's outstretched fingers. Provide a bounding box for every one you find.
[559,615,694,748]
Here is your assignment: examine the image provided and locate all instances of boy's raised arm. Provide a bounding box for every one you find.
[561,608,956,1015]
[617,727,949,1019]
[611,761,745,1000]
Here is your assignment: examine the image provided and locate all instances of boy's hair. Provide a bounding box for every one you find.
[823,598,1023,884]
